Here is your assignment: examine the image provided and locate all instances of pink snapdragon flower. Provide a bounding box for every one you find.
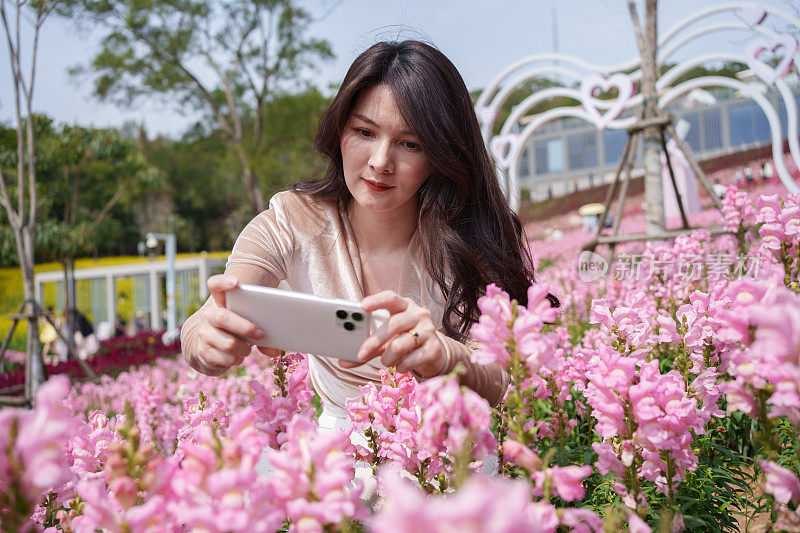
[416,376,497,472]
[630,362,704,452]
[373,469,549,533]
[168,405,281,532]
[722,186,756,232]
[757,194,782,224]
[628,513,652,533]
[346,370,428,474]
[471,282,559,369]
[760,460,800,505]
[471,283,514,366]
[722,284,800,424]
[266,414,365,530]
[589,292,656,359]
[531,464,593,502]
[583,345,637,439]
[592,441,626,478]
[250,353,314,448]
[1,375,80,516]
[502,440,541,471]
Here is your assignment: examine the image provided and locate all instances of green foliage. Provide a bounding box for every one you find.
[0,117,161,266]
[62,0,335,212]
[141,87,330,252]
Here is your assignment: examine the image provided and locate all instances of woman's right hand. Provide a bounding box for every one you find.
[191,274,267,376]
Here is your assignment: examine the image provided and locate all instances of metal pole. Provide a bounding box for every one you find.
[147,232,178,343]
[165,234,177,342]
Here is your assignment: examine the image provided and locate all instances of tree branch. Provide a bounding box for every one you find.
[91,180,125,226]
[26,2,52,229]
[105,5,236,138]
[202,49,242,142]
[232,6,260,101]
[627,0,647,63]
[1,1,27,222]
[0,165,20,229]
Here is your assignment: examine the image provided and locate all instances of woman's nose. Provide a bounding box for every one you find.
[369,139,394,173]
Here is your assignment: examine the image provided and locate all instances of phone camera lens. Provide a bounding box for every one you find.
[343,321,355,331]
[336,310,348,319]
[351,312,363,322]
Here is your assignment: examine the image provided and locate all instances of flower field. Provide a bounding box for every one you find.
[2,184,800,532]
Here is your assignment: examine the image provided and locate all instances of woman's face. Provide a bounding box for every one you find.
[340,85,432,217]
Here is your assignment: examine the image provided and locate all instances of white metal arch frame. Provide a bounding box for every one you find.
[479,2,800,211]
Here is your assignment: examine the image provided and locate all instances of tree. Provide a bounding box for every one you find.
[140,86,330,252]
[0,0,60,401]
[64,0,334,214]
[1,117,160,359]
[33,120,161,311]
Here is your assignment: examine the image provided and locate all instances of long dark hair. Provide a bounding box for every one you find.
[292,40,556,341]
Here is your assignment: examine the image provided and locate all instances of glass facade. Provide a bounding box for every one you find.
[534,137,564,175]
[567,132,598,170]
[519,148,530,176]
[681,113,702,152]
[729,102,771,147]
[525,88,800,183]
[603,129,628,166]
[703,109,722,150]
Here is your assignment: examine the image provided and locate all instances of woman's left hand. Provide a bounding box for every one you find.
[338,290,447,378]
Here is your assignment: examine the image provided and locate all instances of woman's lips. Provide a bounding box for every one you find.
[363,178,393,192]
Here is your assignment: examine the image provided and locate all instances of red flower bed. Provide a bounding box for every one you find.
[0,331,180,391]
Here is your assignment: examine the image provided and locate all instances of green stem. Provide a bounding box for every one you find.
[665,451,676,507]
[276,350,287,397]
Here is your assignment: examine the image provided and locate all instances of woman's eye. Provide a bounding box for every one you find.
[355,128,373,138]
[403,140,421,151]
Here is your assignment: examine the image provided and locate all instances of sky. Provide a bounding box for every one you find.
[1,0,798,138]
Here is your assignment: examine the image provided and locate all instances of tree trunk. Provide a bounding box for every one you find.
[15,225,43,400]
[234,143,265,213]
[61,257,77,355]
[630,0,665,233]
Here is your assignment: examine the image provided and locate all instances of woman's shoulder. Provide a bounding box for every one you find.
[267,189,340,237]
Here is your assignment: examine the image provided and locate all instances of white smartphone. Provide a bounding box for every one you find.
[225,283,389,362]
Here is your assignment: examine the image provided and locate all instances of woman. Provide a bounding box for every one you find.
[180,40,554,419]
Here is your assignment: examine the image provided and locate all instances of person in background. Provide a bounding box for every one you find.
[113,316,127,338]
[133,310,148,334]
[744,165,754,186]
[763,160,774,182]
[712,178,727,199]
[734,168,743,186]
[65,308,99,360]
[39,306,59,365]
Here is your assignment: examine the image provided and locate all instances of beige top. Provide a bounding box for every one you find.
[181,191,507,416]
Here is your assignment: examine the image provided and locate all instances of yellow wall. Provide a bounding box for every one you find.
[0,252,229,350]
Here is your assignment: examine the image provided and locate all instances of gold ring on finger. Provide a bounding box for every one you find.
[409,330,420,348]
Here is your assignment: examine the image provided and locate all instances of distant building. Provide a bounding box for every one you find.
[514,86,800,202]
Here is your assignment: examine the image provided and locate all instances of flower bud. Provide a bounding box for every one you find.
[135,442,156,464]
[108,440,123,454]
[109,476,138,509]
[104,453,128,481]
[502,440,541,471]
[221,440,242,466]
[140,455,163,490]
[56,509,70,527]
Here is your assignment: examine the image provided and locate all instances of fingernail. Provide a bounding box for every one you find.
[255,329,265,338]
[357,350,366,361]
